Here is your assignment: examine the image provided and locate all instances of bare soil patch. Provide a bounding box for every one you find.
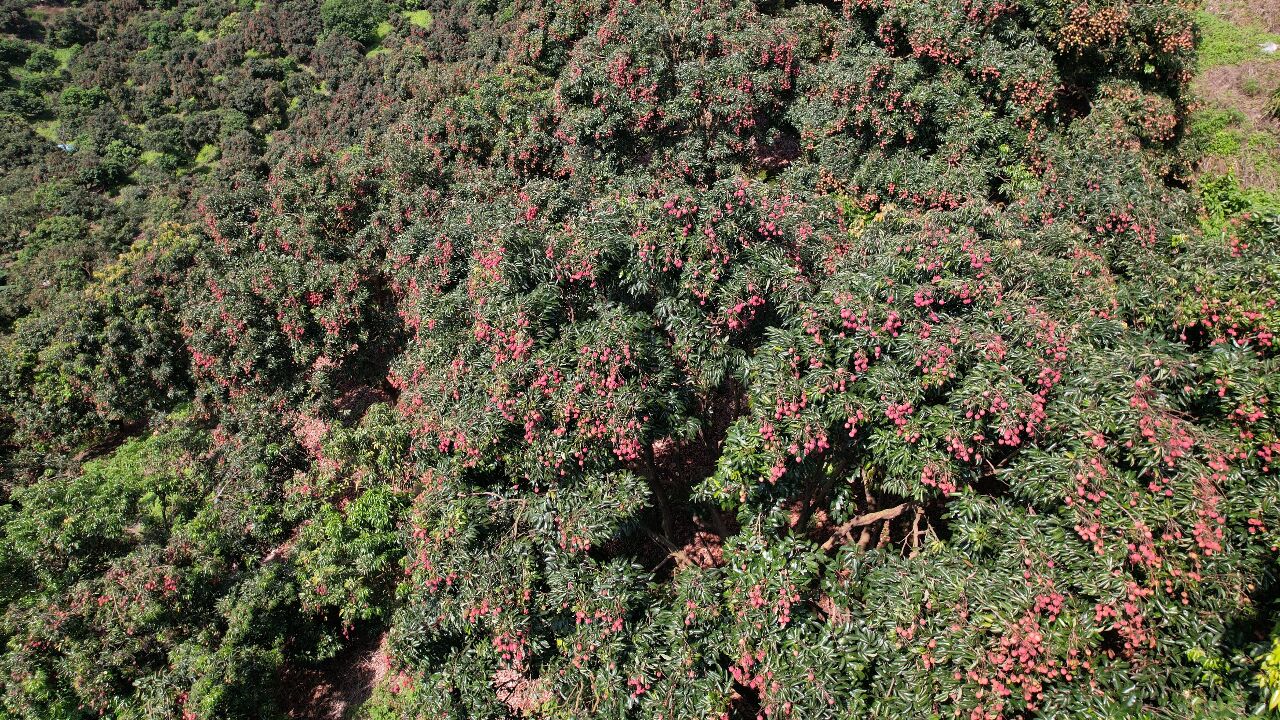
[1195,61,1280,126]
[1193,61,1280,189]
[1206,0,1280,33]
[281,632,390,720]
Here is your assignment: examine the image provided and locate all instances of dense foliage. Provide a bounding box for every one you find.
[2,0,1279,718]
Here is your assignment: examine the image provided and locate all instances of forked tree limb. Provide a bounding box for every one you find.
[820,503,911,551]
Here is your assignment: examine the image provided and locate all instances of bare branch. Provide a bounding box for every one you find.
[820,503,911,552]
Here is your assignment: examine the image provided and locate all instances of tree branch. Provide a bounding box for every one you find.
[820,502,910,552]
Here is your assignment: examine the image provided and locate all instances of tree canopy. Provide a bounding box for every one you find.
[1,0,1279,718]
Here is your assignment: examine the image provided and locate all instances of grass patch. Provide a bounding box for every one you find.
[194,143,220,165]
[1186,90,1280,188]
[404,9,432,28]
[1198,12,1280,70]
[1189,107,1249,157]
[52,46,77,71]
[33,119,60,142]
[1247,129,1280,153]
[374,20,393,41]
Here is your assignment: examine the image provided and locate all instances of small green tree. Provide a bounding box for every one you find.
[319,0,388,44]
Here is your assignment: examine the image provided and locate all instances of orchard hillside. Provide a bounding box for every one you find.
[1,0,1280,718]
